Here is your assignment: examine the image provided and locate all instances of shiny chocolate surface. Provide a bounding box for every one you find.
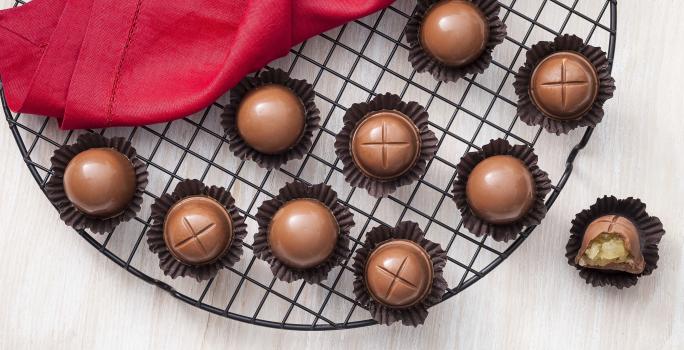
[268,199,339,269]
[63,148,136,218]
[237,84,306,154]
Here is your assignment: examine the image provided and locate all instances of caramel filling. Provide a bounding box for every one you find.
[580,233,633,267]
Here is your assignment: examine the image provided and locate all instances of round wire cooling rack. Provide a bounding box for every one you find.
[3,0,615,330]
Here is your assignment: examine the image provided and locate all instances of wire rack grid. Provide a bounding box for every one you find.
[3,0,616,330]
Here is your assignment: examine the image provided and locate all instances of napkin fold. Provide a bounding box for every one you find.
[0,0,393,129]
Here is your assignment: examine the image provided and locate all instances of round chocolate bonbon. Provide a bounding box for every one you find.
[236,84,306,154]
[419,0,489,67]
[164,196,233,265]
[63,148,137,218]
[530,51,599,120]
[351,111,420,180]
[465,155,535,224]
[268,198,339,269]
[364,240,433,307]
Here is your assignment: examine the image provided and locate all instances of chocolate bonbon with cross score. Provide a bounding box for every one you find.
[364,239,433,307]
[529,51,599,120]
[163,196,234,265]
[350,110,421,180]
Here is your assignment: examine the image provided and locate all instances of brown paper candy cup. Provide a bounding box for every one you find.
[352,221,447,326]
[406,0,507,82]
[147,179,248,281]
[565,196,665,289]
[45,133,148,234]
[221,68,321,169]
[452,138,552,242]
[334,93,438,197]
[252,182,354,283]
[514,34,616,135]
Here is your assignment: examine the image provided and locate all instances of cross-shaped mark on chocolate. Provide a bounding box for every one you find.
[540,58,589,112]
[173,217,216,254]
[360,121,411,168]
[374,256,418,299]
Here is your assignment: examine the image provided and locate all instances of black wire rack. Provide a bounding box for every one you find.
[2,0,616,330]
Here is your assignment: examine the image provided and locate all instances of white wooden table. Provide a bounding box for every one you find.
[1,0,682,349]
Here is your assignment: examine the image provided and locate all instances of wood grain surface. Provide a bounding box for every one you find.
[1,0,682,349]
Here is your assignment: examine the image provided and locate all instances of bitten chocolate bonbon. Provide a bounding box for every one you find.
[575,215,644,274]
[419,0,489,67]
[268,198,339,270]
[352,222,447,326]
[253,182,354,283]
[465,155,536,225]
[236,84,306,155]
[566,196,665,289]
[147,180,247,281]
[45,133,148,234]
[64,148,137,218]
[164,196,234,266]
[351,111,420,180]
[530,52,599,121]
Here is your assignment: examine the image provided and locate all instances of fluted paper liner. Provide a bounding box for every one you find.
[334,93,438,197]
[221,68,320,169]
[514,34,616,135]
[253,182,354,283]
[147,179,248,281]
[352,221,447,326]
[45,133,148,234]
[452,138,552,242]
[565,196,665,289]
[406,0,507,82]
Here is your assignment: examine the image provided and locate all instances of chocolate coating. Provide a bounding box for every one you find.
[268,199,339,269]
[419,0,489,67]
[365,240,433,308]
[63,148,136,218]
[465,155,535,224]
[163,196,233,265]
[530,51,599,120]
[351,111,420,180]
[236,84,306,154]
[576,215,645,274]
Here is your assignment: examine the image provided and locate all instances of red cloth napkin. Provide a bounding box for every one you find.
[0,0,393,129]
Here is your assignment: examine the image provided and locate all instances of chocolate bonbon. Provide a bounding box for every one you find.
[335,93,437,197]
[465,155,536,225]
[365,240,433,307]
[530,52,599,121]
[236,84,306,154]
[566,196,665,289]
[352,222,447,326]
[63,148,137,218]
[45,133,148,234]
[406,0,507,82]
[452,138,552,242]
[164,196,233,265]
[268,198,339,269]
[253,182,353,283]
[419,0,489,67]
[222,68,320,169]
[147,179,247,281]
[514,34,616,134]
[350,110,420,180]
[575,215,644,274]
